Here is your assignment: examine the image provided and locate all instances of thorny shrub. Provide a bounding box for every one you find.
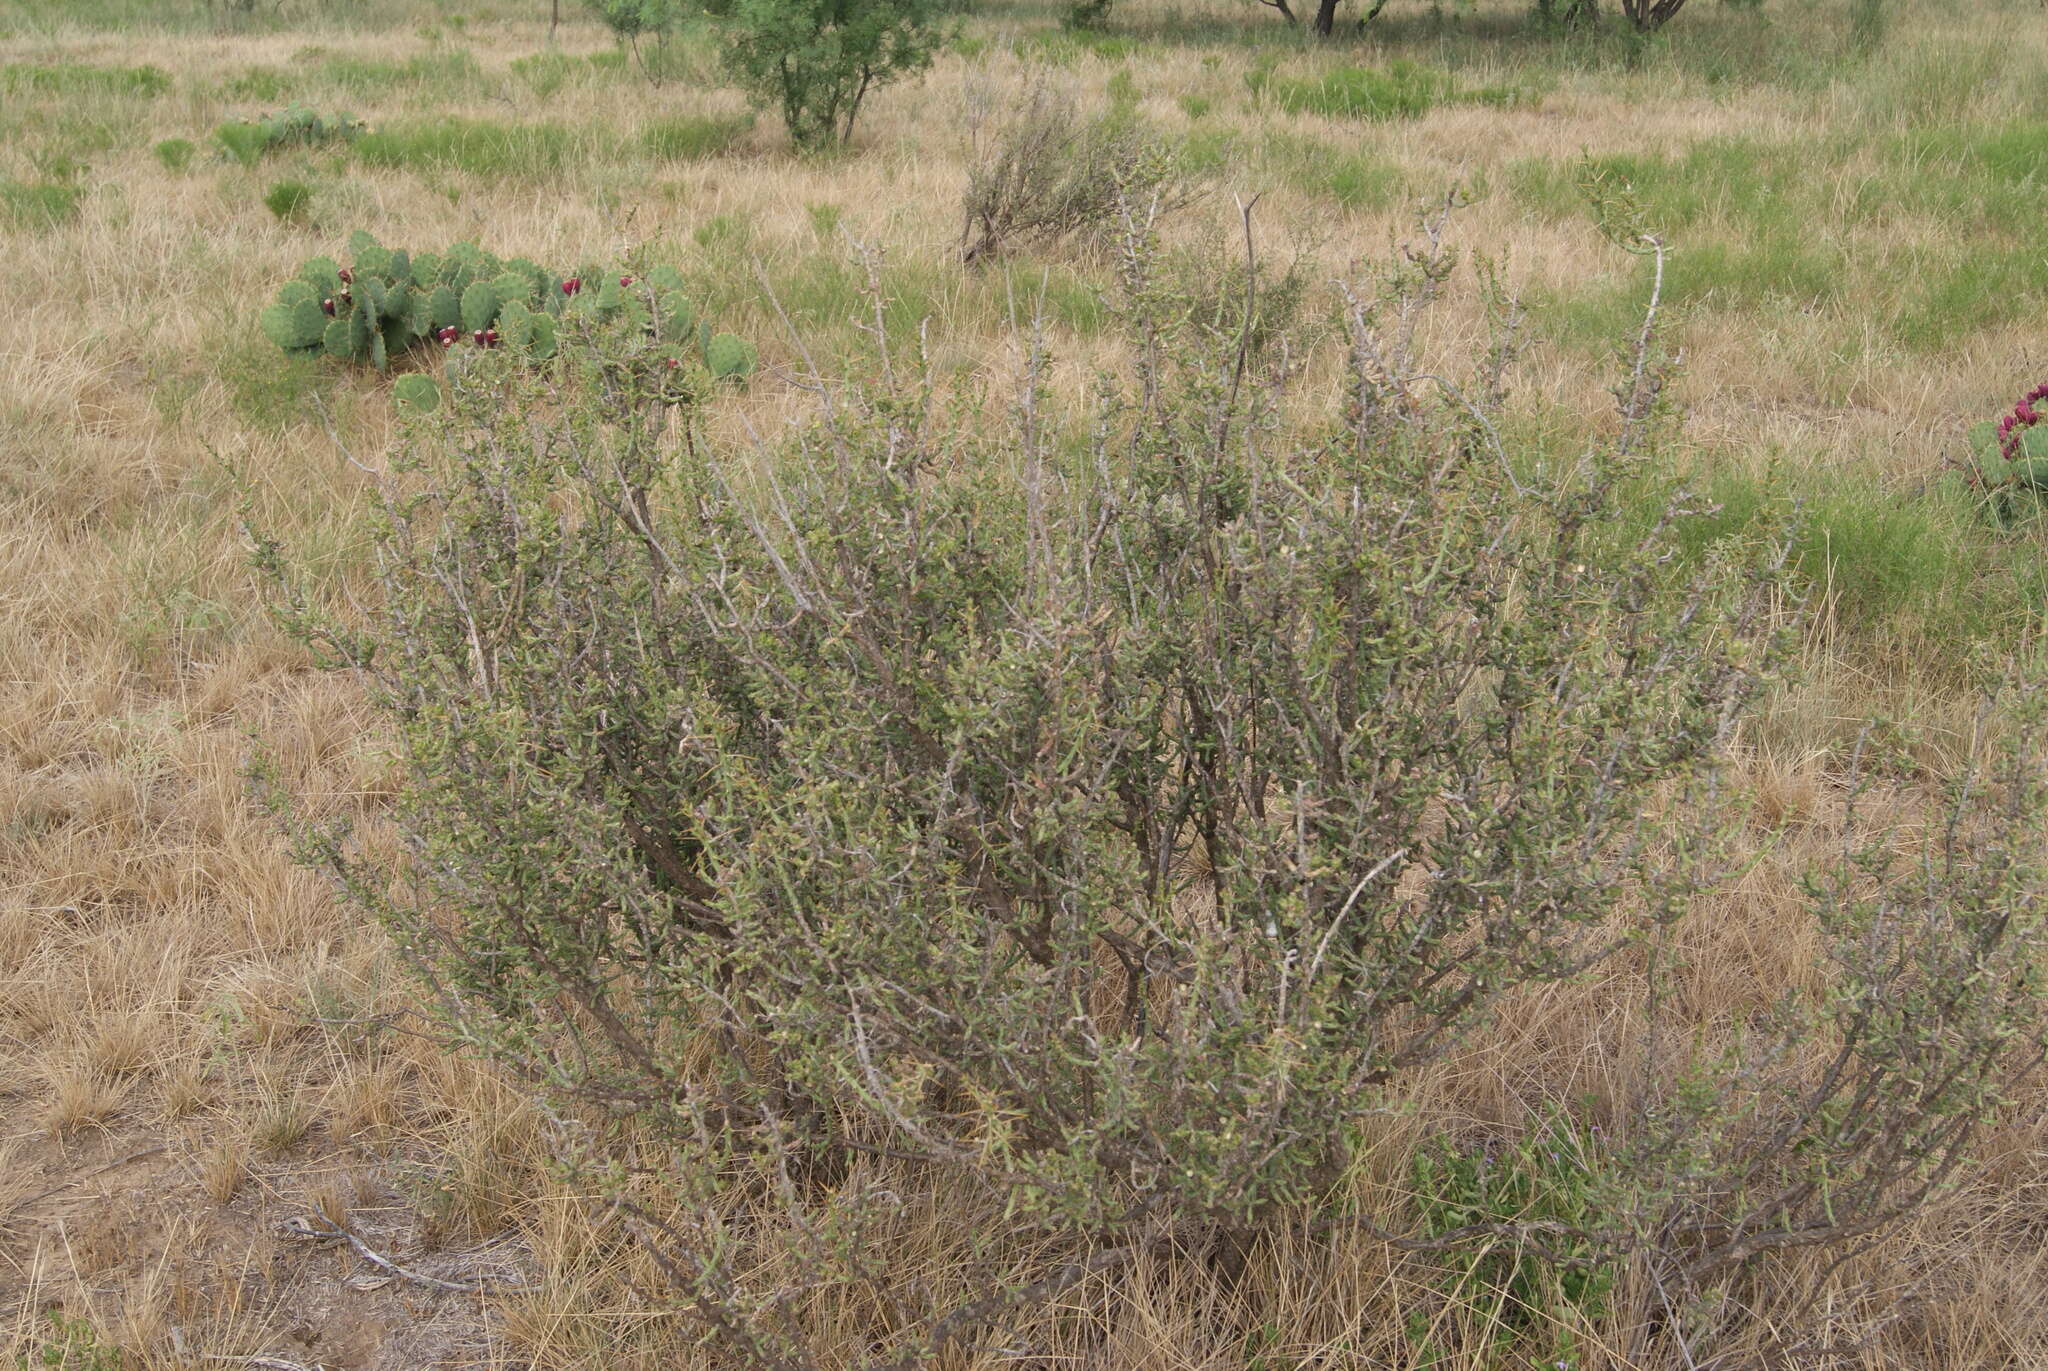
[255,198,2048,1368]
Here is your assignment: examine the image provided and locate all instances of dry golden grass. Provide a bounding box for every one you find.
[2,0,2046,1363]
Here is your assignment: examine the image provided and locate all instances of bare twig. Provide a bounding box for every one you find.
[283,1214,534,1294]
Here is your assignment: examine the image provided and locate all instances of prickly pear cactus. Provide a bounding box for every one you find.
[703,331,757,381]
[262,233,754,403]
[1963,381,2048,526]
[216,104,366,166]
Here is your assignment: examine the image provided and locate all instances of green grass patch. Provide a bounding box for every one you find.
[1261,131,1403,212]
[641,113,751,162]
[0,61,169,97]
[1021,30,1138,65]
[264,178,315,224]
[1255,59,1526,122]
[510,50,581,100]
[219,65,294,101]
[0,179,85,229]
[154,138,197,172]
[1654,465,2047,649]
[306,48,483,98]
[1884,242,2045,352]
[354,118,600,180]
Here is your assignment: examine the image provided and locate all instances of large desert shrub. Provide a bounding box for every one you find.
[258,204,2048,1367]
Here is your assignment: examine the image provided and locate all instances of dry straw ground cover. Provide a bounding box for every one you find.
[1,0,2046,1365]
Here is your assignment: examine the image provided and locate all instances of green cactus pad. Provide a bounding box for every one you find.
[393,374,440,415]
[322,316,352,359]
[647,264,687,294]
[460,282,500,334]
[594,278,625,314]
[419,285,456,330]
[299,256,342,293]
[491,271,533,308]
[260,300,325,351]
[277,279,319,309]
[348,305,373,359]
[2011,457,2048,489]
[382,315,417,356]
[657,291,695,342]
[387,249,411,285]
[527,314,557,360]
[411,251,443,284]
[362,276,388,318]
[370,329,388,372]
[704,332,757,381]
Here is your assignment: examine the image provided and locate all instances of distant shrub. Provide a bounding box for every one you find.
[509,50,578,100]
[961,83,1191,263]
[585,0,684,41]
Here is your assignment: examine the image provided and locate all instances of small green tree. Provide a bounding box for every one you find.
[585,0,685,82]
[585,0,682,39]
[720,0,951,149]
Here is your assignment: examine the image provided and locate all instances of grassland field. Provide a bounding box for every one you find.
[2,0,2046,1364]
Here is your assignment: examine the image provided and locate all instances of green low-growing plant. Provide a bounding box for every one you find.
[640,112,752,162]
[0,62,169,98]
[1251,60,1525,121]
[13,1310,123,1371]
[264,178,315,223]
[0,180,85,230]
[216,104,365,165]
[154,137,197,171]
[351,118,590,181]
[1408,1113,1616,1366]
[258,231,755,401]
[1961,380,2048,524]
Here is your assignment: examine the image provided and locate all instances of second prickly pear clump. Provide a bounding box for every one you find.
[260,231,759,399]
[216,104,366,165]
[259,231,562,373]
